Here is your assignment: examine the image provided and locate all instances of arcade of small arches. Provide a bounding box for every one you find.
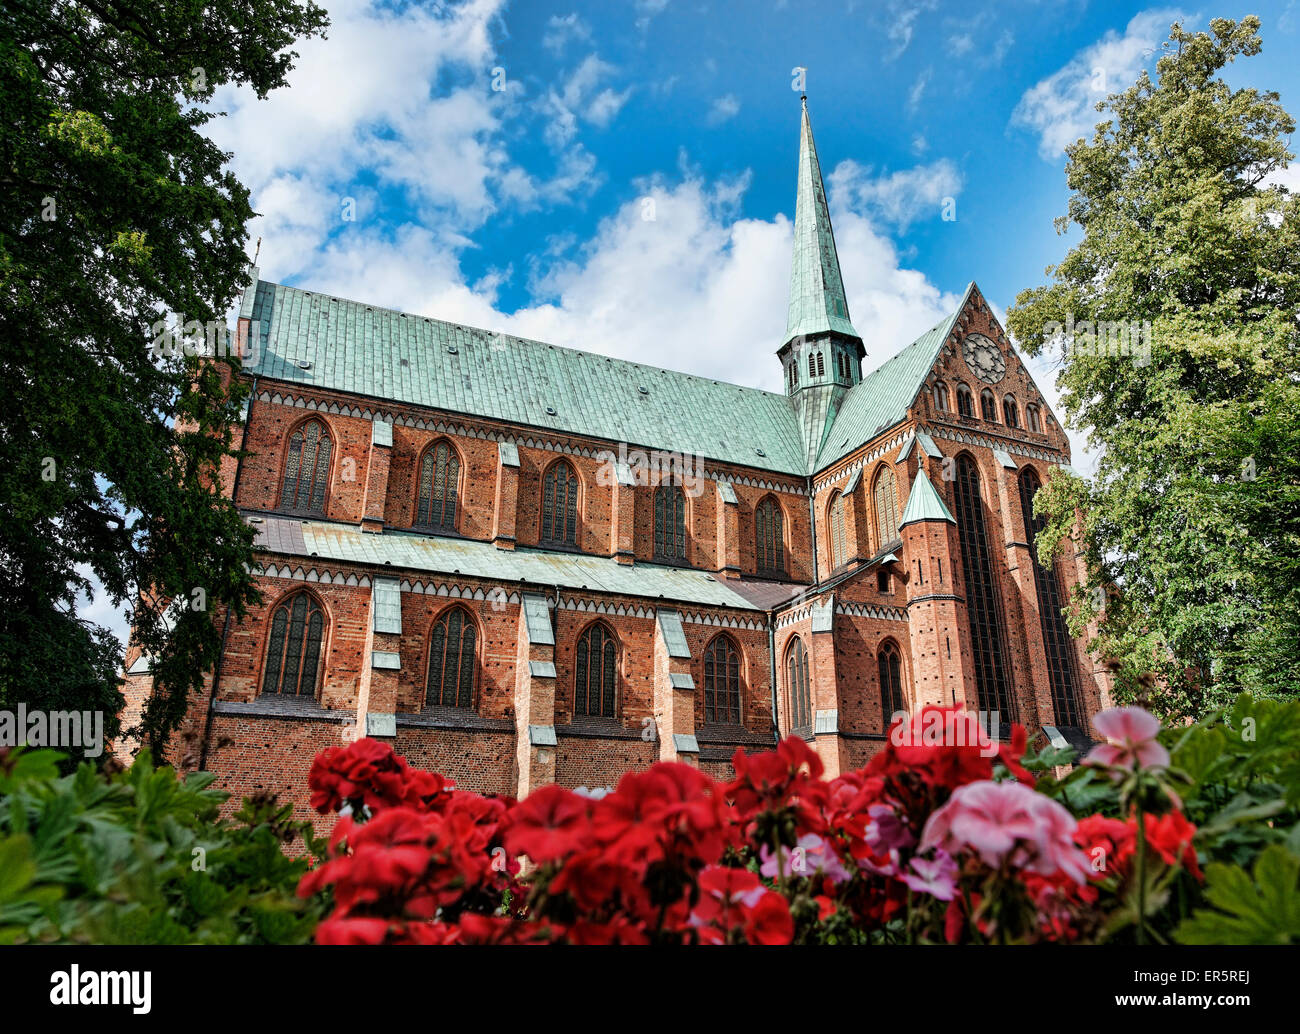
[932,380,1043,434]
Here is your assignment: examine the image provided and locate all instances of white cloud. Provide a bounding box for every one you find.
[707,94,741,125]
[907,67,931,111]
[1011,8,1187,161]
[885,0,937,60]
[540,54,632,147]
[635,0,670,31]
[828,158,963,232]
[542,12,591,53]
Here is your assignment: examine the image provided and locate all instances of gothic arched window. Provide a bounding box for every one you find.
[1003,395,1019,429]
[574,622,618,718]
[1026,404,1042,433]
[957,383,974,418]
[416,440,460,531]
[261,593,325,697]
[426,606,476,708]
[828,491,848,569]
[541,460,579,546]
[808,353,816,377]
[874,466,901,548]
[755,496,785,574]
[980,389,998,422]
[933,381,950,412]
[654,485,687,561]
[786,636,811,732]
[279,419,332,515]
[952,454,1015,725]
[1018,469,1083,727]
[703,635,742,724]
[878,640,905,724]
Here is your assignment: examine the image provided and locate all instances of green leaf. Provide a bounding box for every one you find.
[1175,845,1300,944]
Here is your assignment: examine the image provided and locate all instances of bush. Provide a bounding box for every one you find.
[299,696,1300,945]
[0,748,326,944]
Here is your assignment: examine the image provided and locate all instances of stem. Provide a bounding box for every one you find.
[1135,807,1148,946]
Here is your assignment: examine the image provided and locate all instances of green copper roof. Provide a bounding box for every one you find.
[783,99,860,347]
[246,280,808,476]
[814,284,974,470]
[899,470,956,526]
[253,515,795,611]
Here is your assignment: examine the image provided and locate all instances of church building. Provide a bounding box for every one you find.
[121,100,1109,809]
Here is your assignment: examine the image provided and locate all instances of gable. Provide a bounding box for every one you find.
[813,283,974,472]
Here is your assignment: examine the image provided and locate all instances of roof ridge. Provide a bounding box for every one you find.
[256,278,795,403]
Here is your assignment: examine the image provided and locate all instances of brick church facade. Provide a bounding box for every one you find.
[122,100,1110,810]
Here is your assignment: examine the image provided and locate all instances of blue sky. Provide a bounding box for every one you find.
[203,1,1300,396]
[82,1,1300,644]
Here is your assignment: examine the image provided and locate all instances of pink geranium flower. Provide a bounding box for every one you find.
[760,833,851,884]
[1086,706,1169,772]
[901,850,959,901]
[920,780,1091,884]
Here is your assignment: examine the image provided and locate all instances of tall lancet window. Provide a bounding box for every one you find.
[703,635,742,725]
[575,622,617,718]
[654,485,687,561]
[279,419,332,515]
[416,440,460,532]
[828,491,848,569]
[426,606,476,709]
[755,496,785,574]
[541,461,579,547]
[1018,469,1083,727]
[786,636,811,733]
[262,593,325,697]
[874,467,901,548]
[951,454,1016,727]
[878,640,905,725]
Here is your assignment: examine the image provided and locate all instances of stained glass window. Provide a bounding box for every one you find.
[426,606,476,708]
[280,420,332,514]
[416,440,460,531]
[952,454,1016,726]
[262,593,325,697]
[575,623,617,718]
[542,461,579,546]
[654,485,687,561]
[755,496,784,574]
[703,635,741,724]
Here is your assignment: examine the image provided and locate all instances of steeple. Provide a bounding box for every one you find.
[778,97,866,470]
[784,97,860,347]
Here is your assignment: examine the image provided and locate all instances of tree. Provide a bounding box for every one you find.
[1007,16,1300,721]
[0,0,328,752]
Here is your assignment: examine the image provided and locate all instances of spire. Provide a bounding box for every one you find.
[899,469,956,528]
[784,97,860,348]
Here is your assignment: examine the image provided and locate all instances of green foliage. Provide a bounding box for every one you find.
[0,747,327,944]
[0,0,328,751]
[1029,694,1300,943]
[1174,845,1300,944]
[1005,16,1300,720]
